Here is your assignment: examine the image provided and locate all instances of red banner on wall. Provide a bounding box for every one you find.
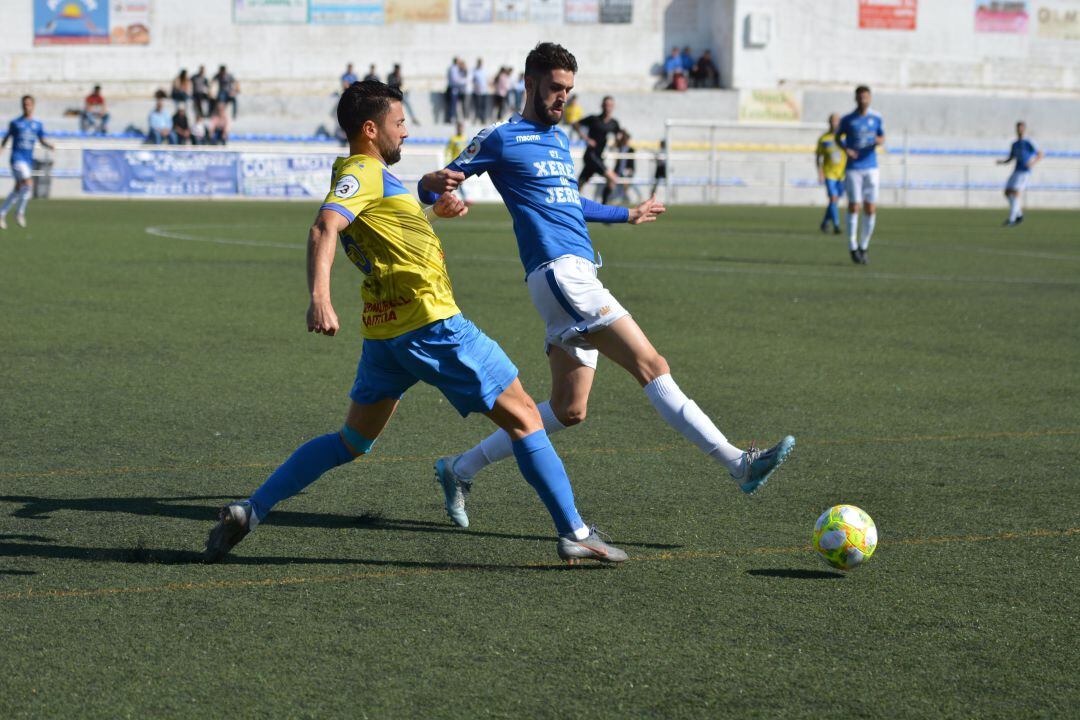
[859,0,918,30]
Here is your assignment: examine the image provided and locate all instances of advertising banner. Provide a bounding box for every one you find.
[457,0,493,22]
[737,89,802,123]
[310,0,384,24]
[234,0,309,24]
[109,1,151,44]
[495,0,527,22]
[34,0,110,45]
[239,154,338,198]
[975,0,1030,33]
[858,0,917,30]
[529,0,562,23]
[387,0,451,22]
[82,150,239,196]
[1037,2,1080,38]
[564,0,598,23]
[599,0,632,24]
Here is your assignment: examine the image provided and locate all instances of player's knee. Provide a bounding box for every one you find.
[340,425,375,458]
[637,353,670,384]
[558,404,587,427]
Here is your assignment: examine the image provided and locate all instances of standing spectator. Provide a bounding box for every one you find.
[651,140,668,197]
[386,63,421,126]
[574,95,623,203]
[510,72,525,113]
[662,47,682,86]
[691,50,719,88]
[147,97,173,144]
[209,102,230,145]
[81,85,109,134]
[191,65,210,118]
[470,58,488,123]
[171,105,192,144]
[341,63,358,91]
[492,66,511,120]
[445,57,468,123]
[171,69,192,109]
[213,65,239,119]
[562,94,582,127]
[612,131,639,204]
[362,63,379,83]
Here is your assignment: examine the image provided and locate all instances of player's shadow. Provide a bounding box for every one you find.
[746,568,846,580]
[0,494,681,551]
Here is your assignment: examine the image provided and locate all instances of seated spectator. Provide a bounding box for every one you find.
[172,105,192,144]
[362,63,379,83]
[81,85,110,134]
[691,50,720,88]
[191,113,210,145]
[669,70,689,91]
[171,69,192,109]
[209,102,230,145]
[662,47,682,87]
[680,46,695,76]
[341,62,357,91]
[147,97,172,144]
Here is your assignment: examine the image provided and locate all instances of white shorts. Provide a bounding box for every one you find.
[525,254,629,369]
[11,161,32,183]
[845,167,880,204]
[1006,170,1030,192]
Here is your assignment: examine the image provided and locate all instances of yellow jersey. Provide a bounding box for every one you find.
[321,154,460,340]
[445,134,468,165]
[563,102,582,126]
[815,132,846,181]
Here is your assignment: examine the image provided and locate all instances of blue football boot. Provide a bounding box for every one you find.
[734,435,796,495]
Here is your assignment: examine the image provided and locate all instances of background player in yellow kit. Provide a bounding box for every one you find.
[815,113,846,236]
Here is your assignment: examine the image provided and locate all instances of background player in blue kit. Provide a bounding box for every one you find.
[418,43,794,529]
[1,96,54,230]
[997,121,1042,226]
[837,86,885,265]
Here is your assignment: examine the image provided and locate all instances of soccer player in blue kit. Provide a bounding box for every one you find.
[205,80,626,565]
[419,43,795,529]
[837,86,885,265]
[1,96,54,230]
[997,121,1042,226]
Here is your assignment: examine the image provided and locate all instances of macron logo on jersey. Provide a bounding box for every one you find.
[515,134,542,143]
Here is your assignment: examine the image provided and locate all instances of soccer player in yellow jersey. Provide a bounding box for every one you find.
[815,113,846,236]
[445,121,471,204]
[205,81,626,565]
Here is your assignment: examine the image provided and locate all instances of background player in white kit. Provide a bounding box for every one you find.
[997,121,1042,227]
[837,86,885,265]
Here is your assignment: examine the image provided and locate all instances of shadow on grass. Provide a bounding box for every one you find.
[0,539,610,572]
[0,495,680,550]
[746,568,846,580]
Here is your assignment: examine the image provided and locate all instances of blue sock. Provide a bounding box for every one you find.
[821,204,832,227]
[249,432,355,520]
[512,429,585,537]
[829,202,841,228]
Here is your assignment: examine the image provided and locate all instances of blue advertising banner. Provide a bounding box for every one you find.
[239,153,337,197]
[35,0,110,45]
[310,0,384,24]
[82,150,239,196]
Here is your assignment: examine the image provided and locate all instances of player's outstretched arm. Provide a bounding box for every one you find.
[306,209,348,336]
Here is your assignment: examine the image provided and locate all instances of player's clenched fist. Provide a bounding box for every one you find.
[433,192,469,219]
[307,299,340,336]
[421,168,466,195]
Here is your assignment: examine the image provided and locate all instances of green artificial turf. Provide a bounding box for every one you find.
[0,200,1077,718]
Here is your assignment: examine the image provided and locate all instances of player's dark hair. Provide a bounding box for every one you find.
[337,80,403,139]
[524,42,578,80]
[855,85,871,95]
[21,95,33,104]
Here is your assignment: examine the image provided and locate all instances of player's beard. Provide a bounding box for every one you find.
[379,136,402,165]
[533,93,560,126]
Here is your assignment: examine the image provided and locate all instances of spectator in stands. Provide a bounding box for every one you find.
[446,57,468,123]
[691,50,720,88]
[492,66,511,120]
[445,121,471,204]
[562,94,582,127]
[663,47,682,86]
[612,130,639,204]
[147,97,173,144]
[209,102,230,145]
[213,65,239,119]
[341,63,358,91]
[362,63,379,83]
[651,140,668,197]
[387,63,421,126]
[171,105,192,144]
[192,66,210,118]
[171,69,192,109]
[680,47,695,76]
[471,58,488,123]
[511,72,525,112]
[191,112,209,145]
[81,85,109,134]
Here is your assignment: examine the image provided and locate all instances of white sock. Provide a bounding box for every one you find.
[847,211,859,250]
[643,374,744,475]
[858,213,876,251]
[453,400,567,480]
[1008,195,1021,221]
[16,187,31,216]
[572,525,590,540]
[0,190,18,215]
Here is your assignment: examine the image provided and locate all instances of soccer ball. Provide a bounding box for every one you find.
[813,504,878,571]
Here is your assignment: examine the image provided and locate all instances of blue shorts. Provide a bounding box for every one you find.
[350,314,519,417]
[825,178,844,198]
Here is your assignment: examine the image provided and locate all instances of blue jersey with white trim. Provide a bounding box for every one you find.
[1009,138,1039,172]
[7,117,45,165]
[838,109,884,170]
[445,114,596,275]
